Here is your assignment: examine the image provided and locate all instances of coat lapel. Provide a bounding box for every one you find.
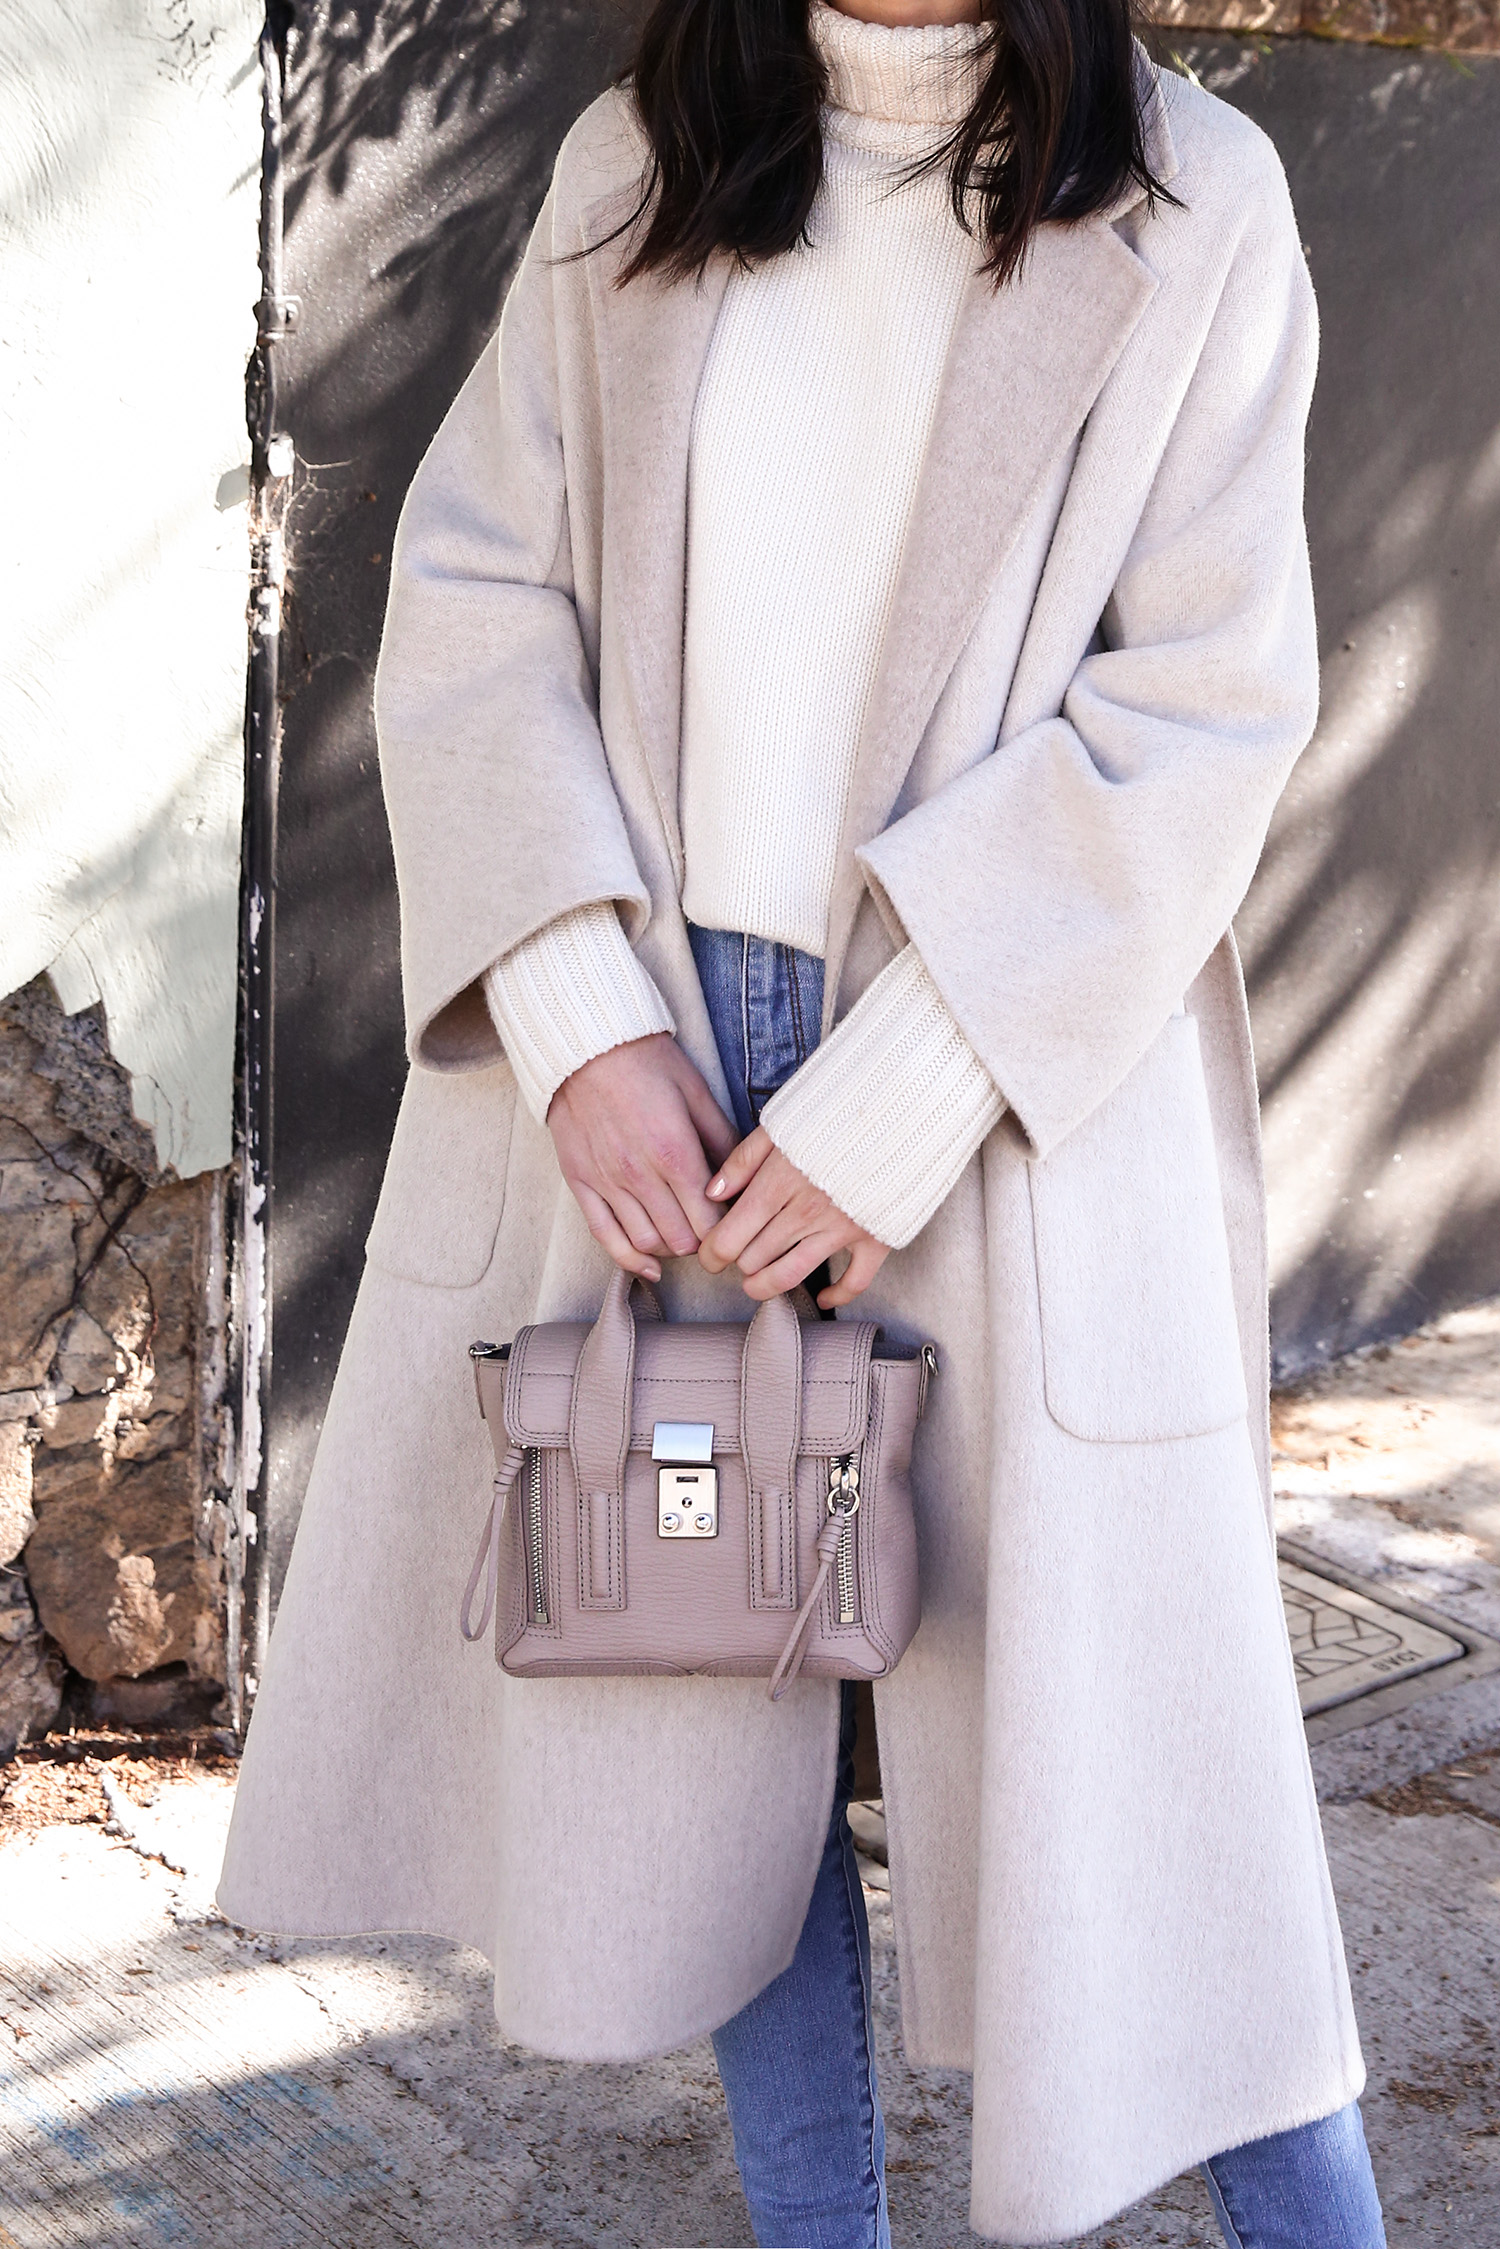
[823,61,1179,994]
[583,59,1175,919]
[822,214,1161,993]
[584,194,729,881]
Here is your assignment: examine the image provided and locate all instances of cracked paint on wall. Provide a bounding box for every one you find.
[0,0,263,1177]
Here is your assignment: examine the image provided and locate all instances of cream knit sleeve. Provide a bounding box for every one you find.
[482,902,675,1123]
[759,944,1005,1248]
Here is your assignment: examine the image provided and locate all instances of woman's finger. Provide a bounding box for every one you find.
[649,1116,728,1243]
[572,1181,662,1282]
[698,1161,790,1272]
[605,1184,676,1260]
[576,1164,671,1258]
[739,1231,843,1301]
[732,1200,825,1278]
[609,1159,703,1260]
[678,1069,741,1170]
[706,1127,773,1205]
[817,1237,890,1307]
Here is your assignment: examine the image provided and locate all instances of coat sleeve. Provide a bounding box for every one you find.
[374,175,652,1073]
[856,171,1320,1160]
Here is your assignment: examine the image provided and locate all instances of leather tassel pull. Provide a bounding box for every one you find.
[460,1444,526,1643]
[768,1514,845,1702]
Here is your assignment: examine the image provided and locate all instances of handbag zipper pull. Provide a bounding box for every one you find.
[459,1442,525,1642]
[829,1453,860,1510]
[767,1453,864,1700]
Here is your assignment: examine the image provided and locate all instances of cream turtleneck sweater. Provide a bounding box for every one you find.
[484,2,1006,1248]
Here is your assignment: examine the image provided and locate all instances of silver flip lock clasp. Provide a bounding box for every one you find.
[653,1422,718,1538]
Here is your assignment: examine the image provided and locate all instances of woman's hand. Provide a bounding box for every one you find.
[547,1034,739,1281]
[698,1128,890,1308]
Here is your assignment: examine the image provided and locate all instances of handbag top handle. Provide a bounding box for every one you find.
[568,1270,806,1521]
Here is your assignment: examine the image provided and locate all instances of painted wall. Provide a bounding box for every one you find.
[1177,39,1500,1373]
[0,0,262,1178]
[262,0,644,1596]
[261,20,1500,1577]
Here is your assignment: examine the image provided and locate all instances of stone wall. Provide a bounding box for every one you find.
[0,982,229,1759]
[1153,0,1499,49]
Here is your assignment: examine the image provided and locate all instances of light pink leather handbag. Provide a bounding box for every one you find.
[461,1270,934,1698]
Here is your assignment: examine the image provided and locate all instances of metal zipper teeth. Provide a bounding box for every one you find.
[830,1453,859,1625]
[527,1449,548,1624]
[836,1519,857,1625]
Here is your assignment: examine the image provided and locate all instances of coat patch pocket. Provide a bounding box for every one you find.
[1027,1015,1248,1444]
[364,1064,515,1289]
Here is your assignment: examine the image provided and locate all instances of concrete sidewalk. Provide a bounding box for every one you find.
[4,1301,1500,2247]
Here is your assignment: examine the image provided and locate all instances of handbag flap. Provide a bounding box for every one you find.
[494,1315,878,1456]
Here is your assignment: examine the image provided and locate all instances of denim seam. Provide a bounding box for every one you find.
[1202,2158,1246,2248]
[737,933,757,1127]
[833,1820,885,2246]
[785,942,809,1064]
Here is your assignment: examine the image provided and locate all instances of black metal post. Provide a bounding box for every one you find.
[230,3,295,1735]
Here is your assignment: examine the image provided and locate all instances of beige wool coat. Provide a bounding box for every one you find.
[219,59,1364,2245]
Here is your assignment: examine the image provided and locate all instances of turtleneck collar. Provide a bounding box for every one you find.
[810,1,987,152]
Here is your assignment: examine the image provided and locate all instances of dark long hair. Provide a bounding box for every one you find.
[612,0,1169,289]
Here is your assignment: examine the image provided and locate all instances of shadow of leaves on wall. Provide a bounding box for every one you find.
[266,1,643,1577]
[264,20,1500,1553]
[280,0,638,326]
[1200,36,1500,1373]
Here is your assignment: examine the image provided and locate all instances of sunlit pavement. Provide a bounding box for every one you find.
[4,1300,1500,2247]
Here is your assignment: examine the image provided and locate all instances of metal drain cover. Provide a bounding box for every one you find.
[1280,1558,1465,1717]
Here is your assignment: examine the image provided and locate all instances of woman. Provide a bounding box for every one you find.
[220,0,1387,2242]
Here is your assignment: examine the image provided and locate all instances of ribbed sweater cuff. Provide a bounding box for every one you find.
[483,902,676,1123]
[760,944,1004,1248]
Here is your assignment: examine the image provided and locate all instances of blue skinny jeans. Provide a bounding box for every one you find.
[689,922,1386,2249]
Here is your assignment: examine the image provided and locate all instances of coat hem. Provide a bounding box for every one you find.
[966,2061,1369,2246]
[212,1889,809,2068]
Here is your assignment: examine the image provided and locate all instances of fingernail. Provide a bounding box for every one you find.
[644,1262,661,1281]
[707,1177,726,1198]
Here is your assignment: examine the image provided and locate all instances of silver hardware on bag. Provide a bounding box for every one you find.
[827,1453,861,1517]
[469,1340,511,1416]
[526,1450,548,1623]
[829,1453,861,1623]
[657,1466,718,1537]
[652,1423,714,1463]
[654,1422,718,1538]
